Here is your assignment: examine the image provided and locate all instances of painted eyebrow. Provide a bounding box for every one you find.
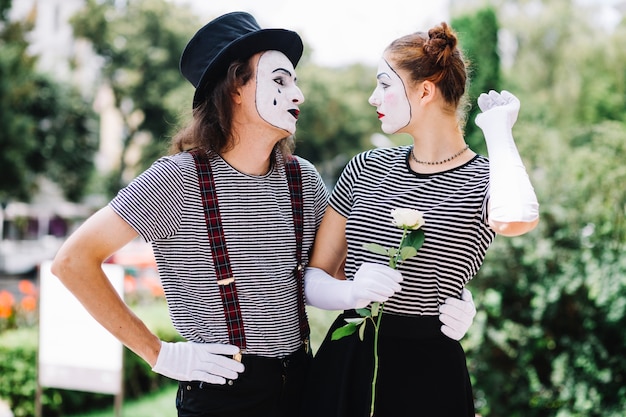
[377,72,392,80]
[272,68,292,77]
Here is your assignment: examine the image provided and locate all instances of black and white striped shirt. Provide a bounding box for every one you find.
[330,146,495,316]
[110,150,328,357]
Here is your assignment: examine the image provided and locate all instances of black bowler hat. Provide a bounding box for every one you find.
[180,11,304,108]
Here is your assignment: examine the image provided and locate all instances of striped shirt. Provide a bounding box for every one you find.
[110,150,328,357]
[330,146,496,316]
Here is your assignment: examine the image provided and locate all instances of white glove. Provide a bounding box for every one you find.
[475,90,539,223]
[152,341,245,384]
[439,288,476,341]
[304,263,402,310]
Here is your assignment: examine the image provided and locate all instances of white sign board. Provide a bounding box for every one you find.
[38,260,125,395]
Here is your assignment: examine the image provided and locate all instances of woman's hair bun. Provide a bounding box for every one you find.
[424,22,458,64]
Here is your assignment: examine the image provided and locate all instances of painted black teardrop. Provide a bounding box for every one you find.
[273,99,277,105]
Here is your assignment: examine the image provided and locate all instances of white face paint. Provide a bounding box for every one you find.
[368,58,411,134]
[256,50,304,135]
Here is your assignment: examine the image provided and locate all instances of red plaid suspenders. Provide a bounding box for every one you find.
[284,155,311,349]
[191,149,310,350]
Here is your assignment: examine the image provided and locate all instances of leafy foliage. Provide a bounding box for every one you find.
[452,7,501,156]
[25,75,98,201]
[0,3,96,203]
[461,2,626,416]
[70,0,200,195]
[0,15,41,202]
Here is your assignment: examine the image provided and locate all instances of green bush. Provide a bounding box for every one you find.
[0,300,180,417]
[0,327,39,417]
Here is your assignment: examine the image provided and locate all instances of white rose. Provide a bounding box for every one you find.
[390,208,425,230]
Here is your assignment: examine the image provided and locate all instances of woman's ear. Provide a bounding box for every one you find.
[420,80,436,102]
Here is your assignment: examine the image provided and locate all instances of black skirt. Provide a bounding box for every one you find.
[303,311,474,417]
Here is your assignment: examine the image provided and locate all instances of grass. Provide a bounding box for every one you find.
[66,307,339,416]
[67,384,179,417]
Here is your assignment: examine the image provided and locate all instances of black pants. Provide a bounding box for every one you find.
[177,345,311,417]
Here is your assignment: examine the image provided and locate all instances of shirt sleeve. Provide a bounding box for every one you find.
[296,156,330,228]
[109,156,188,242]
[328,150,371,218]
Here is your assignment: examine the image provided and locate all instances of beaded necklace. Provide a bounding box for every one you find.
[410,144,470,165]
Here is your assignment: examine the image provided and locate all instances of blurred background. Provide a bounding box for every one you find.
[0,0,625,416]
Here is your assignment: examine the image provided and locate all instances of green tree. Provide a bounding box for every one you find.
[0,0,9,19]
[452,7,501,156]
[463,1,626,416]
[26,75,98,202]
[0,1,95,203]
[70,0,200,196]
[0,13,38,202]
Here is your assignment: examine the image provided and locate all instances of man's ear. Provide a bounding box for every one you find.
[232,89,243,105]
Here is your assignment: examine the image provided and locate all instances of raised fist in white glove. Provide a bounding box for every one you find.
[152,341,245,384]
[304,263,402,311]
[439,288,476,341]
[475,90,520,132]
[474,90,539,226]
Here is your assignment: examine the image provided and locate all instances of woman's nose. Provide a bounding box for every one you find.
[368,92,379,106]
